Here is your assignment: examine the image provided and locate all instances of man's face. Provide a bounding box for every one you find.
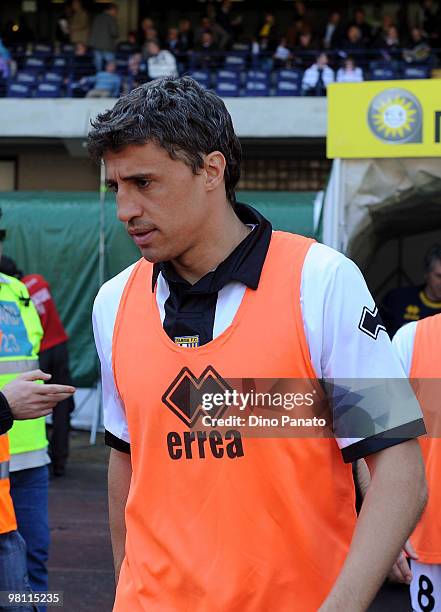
[105,142,210,263]
[425,260,441,302]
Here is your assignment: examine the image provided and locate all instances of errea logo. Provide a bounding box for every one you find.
[162,366,244,460]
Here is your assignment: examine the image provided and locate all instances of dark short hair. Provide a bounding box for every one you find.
[424,243,441,272]
[87,76,242,204]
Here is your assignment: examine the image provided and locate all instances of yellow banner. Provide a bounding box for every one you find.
[327,79,441,158]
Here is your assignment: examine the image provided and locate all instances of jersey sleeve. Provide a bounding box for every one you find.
[92,265,136,454]
[391,321,418,376]
[301,243,425,463]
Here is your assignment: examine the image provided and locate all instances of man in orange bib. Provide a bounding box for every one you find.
[89,77,427,611]
[393,313,441,611]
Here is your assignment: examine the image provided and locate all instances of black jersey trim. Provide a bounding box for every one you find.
[341,418,426,463]
[105,429,131,454]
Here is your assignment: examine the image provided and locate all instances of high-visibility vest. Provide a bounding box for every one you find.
[409,313,441,563]
[0,274,46,456]
[0,434,16,534]
[112,232,357,612]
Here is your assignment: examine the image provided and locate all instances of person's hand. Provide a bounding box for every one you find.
[2,369,75,420]
[388,540,418,584]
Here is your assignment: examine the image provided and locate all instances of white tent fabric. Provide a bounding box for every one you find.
[323,158,441,270]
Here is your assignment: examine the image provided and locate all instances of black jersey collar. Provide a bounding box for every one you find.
[151,203,272,293]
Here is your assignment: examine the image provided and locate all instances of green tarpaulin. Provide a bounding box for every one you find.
[0,191,317,386]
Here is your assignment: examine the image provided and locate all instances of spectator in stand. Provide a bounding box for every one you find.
[67,0,89,46]
[349,8,373,46]
[418,0,441,45]
[138,17,154,46]
[302,52,334,96]
[322,11,345,50]
[72,42,94,80]
[194,31,219,69]
[342,26,366,65]
[141,28,160,56]
[195,17,229,51]
[372,14,395,47]
[336,57,364,83]
[257,13,277,49]
[216,0,234,39]
[376,25,401,62]
[403,27,432,64]
[146,41,178,79]
[177,18,194,52]
[165,27,180,55]
[293,31,316,69]
[85,60,121,97]
[273,37,293,68]
[89,3,119,72]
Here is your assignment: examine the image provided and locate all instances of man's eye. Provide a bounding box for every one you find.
[137,179,150,188]
[107,184,117,193]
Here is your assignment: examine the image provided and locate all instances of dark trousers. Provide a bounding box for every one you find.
[39,342,74,473]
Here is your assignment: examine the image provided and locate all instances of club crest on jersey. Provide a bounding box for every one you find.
[162,366,244,460]
[174,335,200,348]
[358,306,386,340]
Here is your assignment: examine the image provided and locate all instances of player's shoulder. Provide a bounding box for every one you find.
[303,241,360,280]
[0,273,30,295]
[93,261,139,315]
[393,321,419,346]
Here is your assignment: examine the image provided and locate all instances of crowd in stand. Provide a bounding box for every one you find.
[0,0,439,98]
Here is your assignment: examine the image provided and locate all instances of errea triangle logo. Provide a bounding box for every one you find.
[358,306,386,340]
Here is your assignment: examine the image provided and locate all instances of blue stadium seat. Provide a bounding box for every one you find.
[188,70,211,88]
[52,57,69,74]
[33,43,53,57]
[7,82,33,98]
[35,82,61,98]
[224,55,246,71]
[16,72,38,86]
[24,57,45,73]
[116,58,129,75]
[403,65,431,79]
[245,81,269,96]
[276,69,302,83]
[276,80,301,96]
[246,70,270,83]
[370,67,399,80]
[215,81,240,97]
[61,43,75,56]
[216,69,241,84]
[43,72,63,85]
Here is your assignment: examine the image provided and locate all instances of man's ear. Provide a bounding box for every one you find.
[204,151,226,193]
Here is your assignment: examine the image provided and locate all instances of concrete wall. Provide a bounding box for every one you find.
[0,97,327,140]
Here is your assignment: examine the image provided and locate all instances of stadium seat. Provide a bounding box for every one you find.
[24,57,46,74]
[43,72,63,85]
[7,82,33,98]
[61,43,75,56]
[215,81,240,97]
[117,42,137,57]
[15,72,38,86]
[115,58,129,75]
[276,69,302,83]
[33,43,53,57]
[370,67,399,80]
[216,69,241,84]
[276,80,301,96]
[0,77,7,97]
[224,55,246,71]
[246,70,270,83]
[35,82,61,98]
[245,81,269,96]
[403,65,431,79]
[52,57,69,74]
[188,70,211,88]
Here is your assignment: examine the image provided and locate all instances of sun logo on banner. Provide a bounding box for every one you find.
[367,88,423,144]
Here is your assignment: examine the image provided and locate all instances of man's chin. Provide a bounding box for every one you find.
[139,247,167,264]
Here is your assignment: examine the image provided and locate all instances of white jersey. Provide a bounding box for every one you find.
[93,241,423,462]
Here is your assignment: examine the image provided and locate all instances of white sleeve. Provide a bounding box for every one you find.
[392,321,418,376]
[92,263,137,447]
[301,243,424,462]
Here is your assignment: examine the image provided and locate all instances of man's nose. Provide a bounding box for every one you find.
[116,191,143,223]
